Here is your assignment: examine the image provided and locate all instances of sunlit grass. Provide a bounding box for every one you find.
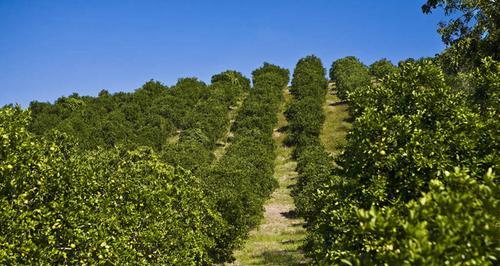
[320,90,351,156]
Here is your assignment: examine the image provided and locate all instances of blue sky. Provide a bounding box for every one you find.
[0,0,446,106]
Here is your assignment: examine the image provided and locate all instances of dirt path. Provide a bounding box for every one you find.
[229,91,309,266]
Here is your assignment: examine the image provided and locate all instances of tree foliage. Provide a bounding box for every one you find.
[422,0,499,72]
[300,58,499,264]
[286,55,328,151]
[369,58,397,79]
[286,55,332,227]
[330,56,372,102]
[29,79,207,151]
[0,107,220,265]
[356,168,498,265]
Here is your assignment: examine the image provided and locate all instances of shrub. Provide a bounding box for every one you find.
[369,58,397,79]
[330,56,371,102]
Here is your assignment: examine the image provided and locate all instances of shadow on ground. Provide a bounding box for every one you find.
[257,250,309,266]
[329,100,347,107]
[281,209,299,219]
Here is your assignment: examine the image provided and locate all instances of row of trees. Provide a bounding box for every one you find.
[2,70,250,264]
[28,78,210,151]
[160,71,249,176]
[204,63,290,262]
[283,56,331,225]
[330,56,396,117]
[1,64,292,264]
[286,56,328,152]
[303,57,498,264]
[294,2,498,262]
[292,2,498,264]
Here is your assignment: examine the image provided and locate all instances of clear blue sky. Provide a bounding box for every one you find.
[0,0,446,106]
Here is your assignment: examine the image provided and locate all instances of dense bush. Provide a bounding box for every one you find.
[329,56,371,102]
[355,168,498,265]
[0,107,220,265]
[339,60,496,204]
[459,57,500,114]
[285,97,325,150]
[290,55,327,100]
[292,144,333,221]
[369,58,397,79]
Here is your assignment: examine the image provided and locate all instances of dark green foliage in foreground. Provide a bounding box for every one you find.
[0,107,220,265]
[356,168,498,265]
[301,59,499,265]
[459,57,500,115]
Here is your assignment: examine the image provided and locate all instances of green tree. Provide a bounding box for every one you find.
[422,0,499,71]
[305,59,499,264]
[330,56,372,102]
[369,58,397,79]
[356,168,499,265]
[0,106,220,265]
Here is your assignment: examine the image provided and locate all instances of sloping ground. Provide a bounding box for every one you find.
[228,91,309,266]
[320,88,351,156]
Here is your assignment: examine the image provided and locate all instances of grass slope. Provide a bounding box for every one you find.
[320,87,351,156]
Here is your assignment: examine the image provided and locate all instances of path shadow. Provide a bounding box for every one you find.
[290,222,305,228]
[344,116,355,123]
[329,101,347,107]
[281,210,299,219]
[283,136,295,147]
[258,250,309,266]
[280,209,306,228]
[281,239,300,245]
[277,125,289,133]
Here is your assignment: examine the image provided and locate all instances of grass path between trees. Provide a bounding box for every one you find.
[228,87,350,265]
[320,88,351,156]
[228,90,309,265]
